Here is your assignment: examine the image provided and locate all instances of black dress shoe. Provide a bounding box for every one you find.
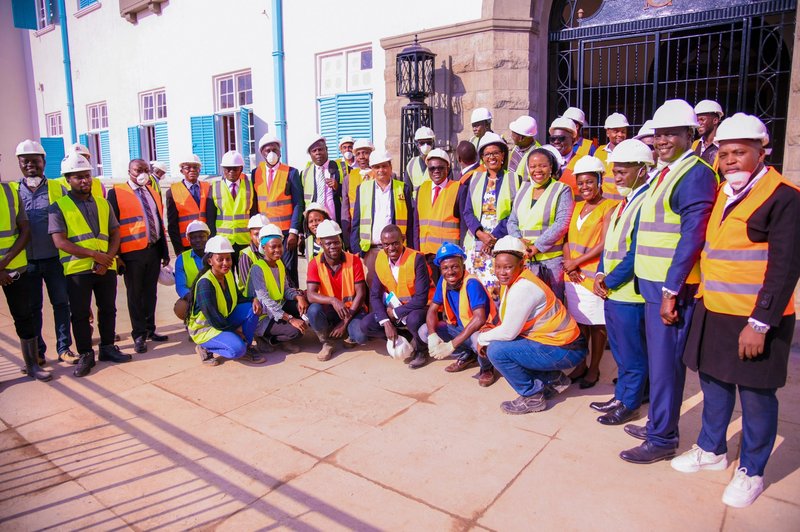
[590,398,621,413]
[619,441,677,464]
[407,350,429,369]
[624,424,647,441]
[134,336,147,353]
[99,345,133,363]
[147,332,169,342]
[598,404,639,426]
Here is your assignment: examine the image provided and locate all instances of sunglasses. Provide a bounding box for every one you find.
[549,135,567,143]
[428,165,447,172]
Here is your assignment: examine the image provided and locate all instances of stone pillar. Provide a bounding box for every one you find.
[783,1,800,185]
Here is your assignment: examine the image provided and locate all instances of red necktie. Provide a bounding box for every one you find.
[432,185,441,204]
[615,197,627,222]
[267,167,275,190]
[656,166,669,188]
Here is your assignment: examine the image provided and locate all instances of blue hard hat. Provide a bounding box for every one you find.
[433,242,467,266]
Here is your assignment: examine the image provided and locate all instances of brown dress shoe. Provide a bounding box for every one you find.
[445,358,477,373]
[478,369,498,387]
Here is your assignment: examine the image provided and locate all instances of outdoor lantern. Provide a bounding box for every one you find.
[396,35,436,101]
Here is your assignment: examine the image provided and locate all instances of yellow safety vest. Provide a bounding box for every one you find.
[301,160,347,206]
[602,191,648,303]
[211,176,253,246]
[405,156,429,199]
[237,246,259,292]
[0,184,27,272]
[55,176,105,201]
[511,143,540,178]
[357,179,408,253]
[180,249,201,287]
[512,179,570,261]
[464,170,520,249]
[54,194,115,276]
[247,258,286,319]
[188,269,238,344]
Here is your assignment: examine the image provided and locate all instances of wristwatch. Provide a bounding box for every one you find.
[748,320,770,334]
[662,287,677,299]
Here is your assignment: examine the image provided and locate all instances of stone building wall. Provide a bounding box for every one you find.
[782,1,800,185]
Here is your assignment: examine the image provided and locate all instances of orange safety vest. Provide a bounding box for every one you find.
[699,167,798,317]
[254,162,293,231]
[115,183,163,254]
[499,269,580,346]
[313,252,366,312]
[374,247,433,304]
[348,167,373,218]
[459,167,478,185]
[417,179,461,254]
[442,273,497,327]
[692,139,720,172]
[170,181,209,248]
[558,167,580,200]
[565,199,618,290]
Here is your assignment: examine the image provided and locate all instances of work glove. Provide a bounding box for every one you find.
[427,332,443,352]
[431,341,455,360]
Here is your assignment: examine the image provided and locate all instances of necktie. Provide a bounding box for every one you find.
[267,167,275,190]
[136,187,158,244]
[432,185,441,205]
[656,166,670,188]
[319,166,335,217]
[615,197,628,223]
[230,181,238,200]
[190,183,200,206]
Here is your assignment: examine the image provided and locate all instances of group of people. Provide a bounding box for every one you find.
[1,97,797,510]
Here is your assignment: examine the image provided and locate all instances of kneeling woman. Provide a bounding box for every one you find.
[248,224,309,352]
[188,236,263,366]
[477,236,587,415]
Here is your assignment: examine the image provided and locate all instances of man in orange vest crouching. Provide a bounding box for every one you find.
[672,114,800,508]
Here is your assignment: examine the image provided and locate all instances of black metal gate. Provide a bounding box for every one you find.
[549,0,796,168]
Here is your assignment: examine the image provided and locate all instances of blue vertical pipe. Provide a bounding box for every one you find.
[271,0,288,152]
[57,0,77,143]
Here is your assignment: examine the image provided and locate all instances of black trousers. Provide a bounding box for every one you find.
[282,231,299,288]
[263,300,303,343]
[122,246,161,340]
[66,271,117,354]
[2,272,36,340]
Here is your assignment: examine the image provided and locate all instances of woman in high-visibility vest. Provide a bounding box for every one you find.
[562,156,617,389]
[301,202,331,260]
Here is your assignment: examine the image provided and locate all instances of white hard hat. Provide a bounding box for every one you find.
[414,127,435,141]
[248,213,270,230]
[221,150,244,167]
[353,139,374,152]
[471,107,492,124]
[304,201,328,217]
[316,219,342,239]
[258,133,281,151]
[477,132,507,153]
[258,223,284,241]
[178,154,202,166]
[15,139,46,156]
[573,156,606,175]
[61,152,92,174]
[338,136,355,147]
[609,139,655,166]
[694,99,724,117]
[425,148,450,165]
[634,120,655,140]
[205,235,234,254]
[185,220,210,238]
[307,134,326,152]
[509,115,538,137]
[604,113,629,129]
[540,144,565,168]
[563,107,586,126]
[369,150,392,167]
[386,336,413,360]
[715,113,769,146]
[70,143,90,157]
[158,265,175,286]
[151,161,168,173]
[651,99,699,129]
[492,235,527,256]
[548,117,578,137]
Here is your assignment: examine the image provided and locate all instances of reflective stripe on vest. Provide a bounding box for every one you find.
[212,176,253,246]
[170,181,209,248]
[237,246,259,292]
[180,249,201,287]
[513,179,569,261]
[0,184,27,272]
[374,247,418,304]
[55,194,114,275]
[347,167,373,218]
[357,179,408,253]
[700,168,797,316]
[313,252,363,310]
[301,160,346,205]
[418,179,460,254]
[405,156,429,199]
[572,138,596,158]
[115,183,163,254]
[254,162,293,231]
[510,143,540,178]
[248,259,286,322]
[566,198,618,290]
[602,191,648,303]
[464,170,519,249]
[188,270,238,344]
[442,273,498,327]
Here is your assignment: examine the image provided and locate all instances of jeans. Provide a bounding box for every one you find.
[200,302,258,359]
[605,299,648,409]
[28,257,72,356]
[306,303,367,344]
[488,336,587,396]
[418,322,492,371]
[527,256,564,302]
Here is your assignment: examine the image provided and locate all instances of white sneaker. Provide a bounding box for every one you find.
[670,444,728,473]
[722,467,764,508]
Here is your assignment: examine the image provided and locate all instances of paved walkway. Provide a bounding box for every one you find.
[0,275,798,530]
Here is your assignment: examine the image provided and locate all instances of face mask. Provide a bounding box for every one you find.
[616,167,646,197]
[531,177,550,189]
[266,152,279,165]
[419,144,432,155]
[134,172,150,186]
[343,151,354,161]
[25,176,43,188]
[723,170,751,191]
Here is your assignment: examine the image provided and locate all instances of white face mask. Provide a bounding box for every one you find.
[134,172,150,186]
[343,151,354,161]
[723,170,751,191]
[266,152,279,166]
[25,176,43,188]
[616,167,646,197]
[419,144,432,155]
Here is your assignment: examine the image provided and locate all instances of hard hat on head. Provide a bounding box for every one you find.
[369,150,392,167]
[16,139,46,157]
[414,127,435,141]
[353,139,374,152]
[221,150,244,167]
[158,265,175,286]
[471,107,492,124]
[316,219,342,239]
[604,113,629,129]
[715,113,769,146]
[694,99,724,117]
[70,143,90,157]
[258,133,281,151]
[205,235,234,254]
[549,117,578,137]
[573,156,606,175]
[258,223,284,241]
[563,107,586,126]
[651,99,699,129]
[609,139,655,166]
[492,236,527,256]
[509,115,538,138]
[185,220,210,238]
[61,152,92,175]
[307,134,326,152]
[386,336,414,360]
[433,242,467,266]
[247,213,270,230]
[540,144,565,168]
[304,201,329,217]
[425,148,450,165]
[151,161,168,173]
[478,132,507,155]
[338,136,355,147]
[634,120,655,140]
[178,154,202,166]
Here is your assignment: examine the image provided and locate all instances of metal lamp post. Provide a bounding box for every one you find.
[396,36,435,173]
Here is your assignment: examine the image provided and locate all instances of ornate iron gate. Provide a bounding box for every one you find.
[549,0,796,168]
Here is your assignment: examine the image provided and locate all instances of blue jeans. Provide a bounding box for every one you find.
[418,321,492,371]
[605,299,648,409]
[200,303,258,359]
[306,303,367,344]
[488,336,587,396]
[28,257,72,356]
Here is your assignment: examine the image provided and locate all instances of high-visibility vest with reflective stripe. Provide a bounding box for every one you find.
[562,159,583,201]
[595,146,625,202]
[357,179,408,253]
[700,168,797,316]
[634,155,710,284]
[254,162,293,231]
[692,139,720,172]
[188,270,238,345]
[417,179,460,254]
[513,179,570,261]
[464,170,520,249]
[248,258,286,325]
[0,183,27,272]
[212,176,253,246]
[55,176,105,201]
[602,191,648,303]
[54,194,115,275]
[374,247,433,304]
[566,198,618,290]
[313,252,365,311]
[442,273,497,327]
[115,183,164,254]
[237,246,259,292]
[510,143,540,178]
[170,181,209,249]
[347,167,373,219]
[499,269,580,346]
[459,167,478,185]
[573,138,596,158]
[149,175,162,195]
[301,160,347,206]
[405,156,429,199]
[179,249,201,287]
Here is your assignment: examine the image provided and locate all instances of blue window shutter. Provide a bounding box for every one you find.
[99,130,111,177]
[154,121,170,172]
[191,115,218,175]
[318,96,337,158]
[335,93,373,148]
[127,126,141,160]
[79,0,97,9]
[40,137,65,178]
[12,0,37,29]
[79,133,88,148]
[45,0,54,24]
[239,108,251,174]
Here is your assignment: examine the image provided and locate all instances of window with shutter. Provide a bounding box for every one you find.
[128,126,142,160]
[317,93,373,159]
[191,115,218,176]
[154,122,170,172]
[40,137,65,179]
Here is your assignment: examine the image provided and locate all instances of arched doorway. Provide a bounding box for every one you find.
[548,0,796,168]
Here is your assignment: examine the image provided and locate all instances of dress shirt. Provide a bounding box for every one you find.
[371,181,394,245]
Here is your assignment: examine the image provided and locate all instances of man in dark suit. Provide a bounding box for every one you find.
[299,136,346,237]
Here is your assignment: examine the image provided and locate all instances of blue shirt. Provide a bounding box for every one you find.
[18,180,58,260]
[433,277,489,328]
[174,250,204,298]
